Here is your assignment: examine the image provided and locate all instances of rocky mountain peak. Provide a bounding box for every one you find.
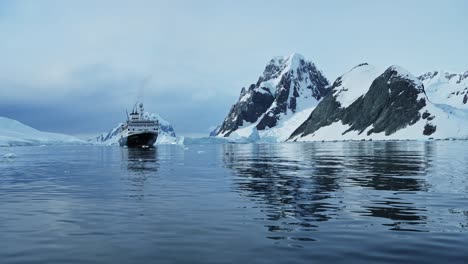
[419,70,468,85]
[385,65,424,93]
[216,53,330,137]
[331,63,381,108]
[268,53,304,66]
[290,65,428,140]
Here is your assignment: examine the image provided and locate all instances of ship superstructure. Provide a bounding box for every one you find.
[118,102,159,147]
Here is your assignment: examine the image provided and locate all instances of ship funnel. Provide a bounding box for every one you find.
[139,102,144,119]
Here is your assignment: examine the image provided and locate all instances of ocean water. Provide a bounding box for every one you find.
[0,141,467,264]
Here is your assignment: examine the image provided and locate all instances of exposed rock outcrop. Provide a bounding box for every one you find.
[217,53,329,138]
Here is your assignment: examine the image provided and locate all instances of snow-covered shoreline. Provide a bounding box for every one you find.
[213,55,468,143]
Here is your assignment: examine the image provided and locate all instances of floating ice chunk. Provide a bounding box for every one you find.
[248,128,260,141]
[2,153,17,159]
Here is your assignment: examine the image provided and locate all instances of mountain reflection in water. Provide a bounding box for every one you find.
[1,142,467,264]
[223,142,439,235]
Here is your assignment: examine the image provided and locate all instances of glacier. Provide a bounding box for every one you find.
[0,117,84,146]
[419,70,468,109]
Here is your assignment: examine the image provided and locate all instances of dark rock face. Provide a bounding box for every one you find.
[256,61,329,130]
[422,111,435,121]
[217,54,329,136]
[422,111,431,119]
[423,123,436,136]
[209,125,221,137]
[291,66,427,139]
[418,71,439,82]
[342,67,426,136]
[289,78,345,137]
[217,85,275,136]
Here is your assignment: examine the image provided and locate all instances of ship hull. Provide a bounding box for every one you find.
[119,132,158,147]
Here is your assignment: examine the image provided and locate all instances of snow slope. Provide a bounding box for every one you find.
[333,63,381,108]
[419,70,468,109]
[291,65,468,142]
[228,105,316,142]
[0,117,84,146]
[295,103,468,142]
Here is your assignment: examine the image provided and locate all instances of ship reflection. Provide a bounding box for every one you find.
[223,142,434,237]
[121,147,159,195]
[125,147,159,172]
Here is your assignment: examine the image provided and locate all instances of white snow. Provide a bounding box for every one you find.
[239,93,251,102]
[220,59,468,143]
[420,70,468,110]
[293,100,468,142]
[219,53,326,143]
[224,62,378,143]
[259,106,316,142]
[270,53,304,72]
[389,65,421,85]
[143,112,172,127]
[333,64,381,108]
[291,66,468,142]
[156,134,184,145]
[224,104,317,143]
[258,82,275,95]
[255,53,317,96]
[0,117,84,146]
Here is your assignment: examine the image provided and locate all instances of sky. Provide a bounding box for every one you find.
[0,0,467,138]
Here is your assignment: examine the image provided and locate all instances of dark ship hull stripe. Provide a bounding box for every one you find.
[118,132,158,147]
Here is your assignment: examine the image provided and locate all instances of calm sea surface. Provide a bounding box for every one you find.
[1,141,467,263]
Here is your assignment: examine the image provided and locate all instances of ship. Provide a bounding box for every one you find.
[118,102,159,147]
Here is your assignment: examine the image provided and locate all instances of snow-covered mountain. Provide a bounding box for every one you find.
[0,117,84,146]
[216,53,330,142]
[209,125,221,137]
[419,70,468,109]
[94,112,182,145]
[290,65,468,141]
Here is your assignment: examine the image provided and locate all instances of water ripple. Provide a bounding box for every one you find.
[0,142,467,263]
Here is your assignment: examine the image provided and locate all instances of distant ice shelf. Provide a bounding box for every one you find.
[0,117,85,146]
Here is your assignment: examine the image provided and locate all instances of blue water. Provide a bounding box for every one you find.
[1,141,467,263]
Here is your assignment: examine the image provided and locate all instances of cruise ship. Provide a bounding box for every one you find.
[119,102,159,147]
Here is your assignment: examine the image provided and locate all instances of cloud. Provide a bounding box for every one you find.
[0,0,467,137]
[0,60,235,136]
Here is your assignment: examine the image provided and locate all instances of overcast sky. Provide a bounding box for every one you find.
[1,0,467,138]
